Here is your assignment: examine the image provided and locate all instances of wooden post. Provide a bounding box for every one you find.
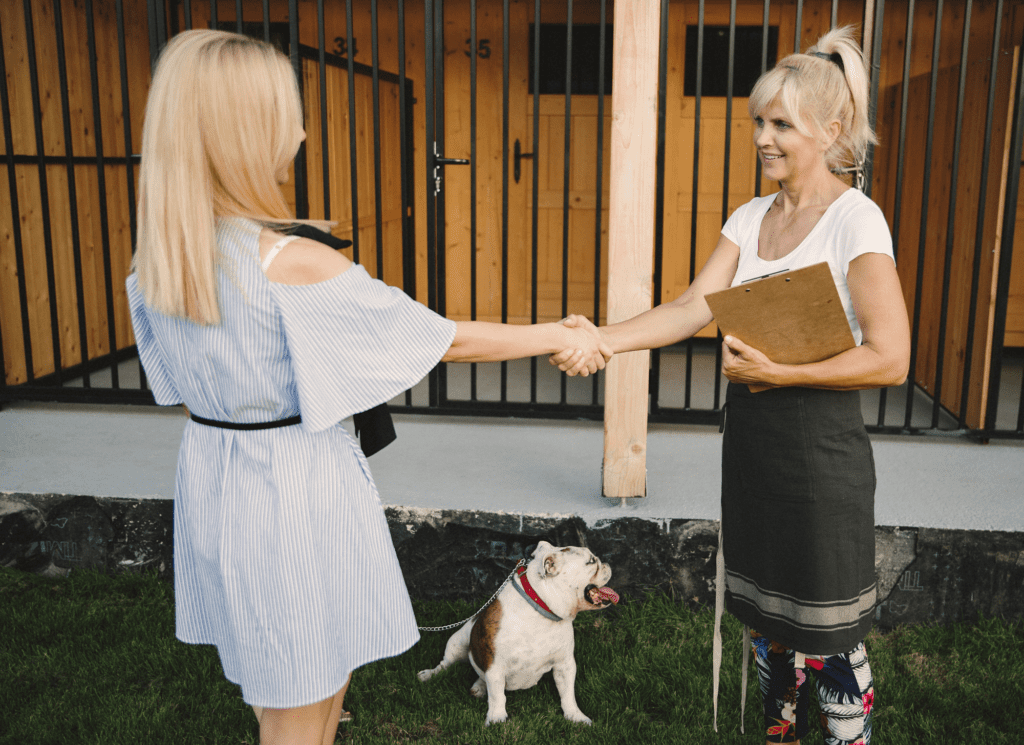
[602,0,661,499]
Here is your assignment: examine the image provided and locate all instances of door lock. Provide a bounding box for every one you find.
[433,142,470,195]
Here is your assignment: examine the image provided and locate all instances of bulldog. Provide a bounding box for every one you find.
[418,541,619,725]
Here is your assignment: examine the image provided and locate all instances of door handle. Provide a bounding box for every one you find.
[433,142,470,195]
[514,139,533,184]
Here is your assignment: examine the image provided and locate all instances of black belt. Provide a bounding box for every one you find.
[188,403,396,456]
[189,412,302,430]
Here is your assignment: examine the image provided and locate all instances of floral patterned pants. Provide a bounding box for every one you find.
[751,630,874,744]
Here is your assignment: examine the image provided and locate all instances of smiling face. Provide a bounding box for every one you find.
[753,96,837,184]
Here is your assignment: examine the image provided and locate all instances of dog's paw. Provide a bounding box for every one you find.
[563,710,593,726]
[484,713,508,726]
[417,669,435,683]
[470,678,487,699]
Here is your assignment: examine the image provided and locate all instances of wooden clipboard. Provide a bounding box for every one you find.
[705,262,855,391]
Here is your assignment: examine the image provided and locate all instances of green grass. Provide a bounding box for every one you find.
[1,567,1021,744]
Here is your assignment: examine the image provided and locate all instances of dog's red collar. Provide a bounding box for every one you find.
[514,566,562,622]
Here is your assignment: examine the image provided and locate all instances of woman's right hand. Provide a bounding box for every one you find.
[552,315,611,376]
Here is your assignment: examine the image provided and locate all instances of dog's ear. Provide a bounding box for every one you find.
[543,553,560,577]
[533,540,554,557]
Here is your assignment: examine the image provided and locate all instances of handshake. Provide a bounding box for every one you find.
[548,314,611,377]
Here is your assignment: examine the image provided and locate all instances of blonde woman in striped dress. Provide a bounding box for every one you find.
[127,30,609,745]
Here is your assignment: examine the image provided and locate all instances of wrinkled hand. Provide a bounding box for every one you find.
[721,335,776,387]
[549,315,613,377]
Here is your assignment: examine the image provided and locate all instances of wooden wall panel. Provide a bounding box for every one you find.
[877,55,1014,426]
[2,0,148,385]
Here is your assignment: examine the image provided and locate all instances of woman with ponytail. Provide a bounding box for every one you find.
[557,26,909,744]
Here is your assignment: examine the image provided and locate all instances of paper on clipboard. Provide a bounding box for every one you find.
[705,262,855,391]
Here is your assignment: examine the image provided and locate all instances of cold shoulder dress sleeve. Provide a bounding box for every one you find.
[126,217,455,708]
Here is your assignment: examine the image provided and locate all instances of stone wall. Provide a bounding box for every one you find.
[3,493,1023,630]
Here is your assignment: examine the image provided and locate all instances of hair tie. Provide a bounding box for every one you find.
[810,50,846,73]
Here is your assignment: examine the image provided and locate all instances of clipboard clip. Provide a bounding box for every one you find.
[741,268,791,284]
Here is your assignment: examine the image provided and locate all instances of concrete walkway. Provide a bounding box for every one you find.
[2,400,1022,532]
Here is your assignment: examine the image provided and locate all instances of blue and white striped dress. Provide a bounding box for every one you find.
[126,217,456,708]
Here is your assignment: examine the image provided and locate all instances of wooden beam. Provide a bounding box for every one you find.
[602,0,661,499]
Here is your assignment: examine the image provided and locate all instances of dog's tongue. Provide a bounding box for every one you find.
[595,586,619,604]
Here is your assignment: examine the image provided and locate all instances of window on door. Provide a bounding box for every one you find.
[528,24,614,95]
[684,25,779,97]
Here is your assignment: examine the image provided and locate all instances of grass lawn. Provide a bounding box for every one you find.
[1,566,1021,744]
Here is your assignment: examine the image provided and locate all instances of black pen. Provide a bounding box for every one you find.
[741,268,791,283]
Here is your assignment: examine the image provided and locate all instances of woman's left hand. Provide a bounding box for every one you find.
[721,335,777,387]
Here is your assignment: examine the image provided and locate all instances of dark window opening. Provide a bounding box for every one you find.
[684,26,779,97]
[529,24,613,95]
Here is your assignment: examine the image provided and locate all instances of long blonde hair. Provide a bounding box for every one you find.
[133,30,306,325]
[748,26,877,173]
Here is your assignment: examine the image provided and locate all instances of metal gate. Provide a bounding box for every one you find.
[1,0,1022,440]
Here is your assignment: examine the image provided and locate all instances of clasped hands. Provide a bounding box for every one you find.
[549,315,610,376]
[550,315,613,376]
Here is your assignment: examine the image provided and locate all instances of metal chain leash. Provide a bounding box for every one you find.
[417,559,526,632]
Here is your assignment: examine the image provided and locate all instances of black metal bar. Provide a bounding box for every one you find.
[396,0,414,298]
[23,0,65,386]
[794,0,803,51]
[117,0,139,389]
[500,0,511,402]
[1,386,158,407]
[529,0,542,403]
[84,0,118,388]
[722,0,736,227]
[863,0,885,194]
[0,7,34,387]
[234,0,243,33]
[471,0,479,402]
[687,1,705,411]
[1019,361,1024,435]
[53,0,92,388]
[904,0,944,430]
[435,0,448,404]
[184,0,192,29]
[558,0,574,405]
[931,0,972,430]
[398,0,414,408]
[880,0,915,429]
[985,44,1024,432]
[394,399,606,421]
[424,0,438,407]
[316,0,330,221]
[649,0,669,415]
[593,0,611,406]
[865,0,887,425]
[960,0,1002,429]
[3,153,140,166]
[288,0,308,220]
[370,0,385,280]
[753,0,770,198]
[261,0,269,42]
[147,0,160,65]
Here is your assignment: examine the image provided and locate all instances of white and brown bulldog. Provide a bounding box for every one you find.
[418,541,619,725]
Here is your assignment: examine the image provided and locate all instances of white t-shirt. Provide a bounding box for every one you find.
[720,188,894,345]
